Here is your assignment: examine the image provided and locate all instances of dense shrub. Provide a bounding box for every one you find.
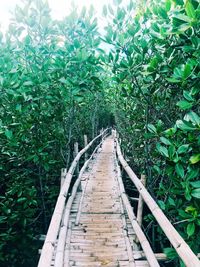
[103,0,200,265]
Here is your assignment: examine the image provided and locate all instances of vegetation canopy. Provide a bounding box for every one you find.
[0,0,199,266]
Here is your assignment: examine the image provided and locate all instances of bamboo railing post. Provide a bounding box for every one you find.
[100,128,103,148]
[84,135,88,162]
[73,142,79,174]
[60,168,67,191]
[137,174,146,227]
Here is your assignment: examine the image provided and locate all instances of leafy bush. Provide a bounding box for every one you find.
[0,1,111,266]
[103,0,200,264]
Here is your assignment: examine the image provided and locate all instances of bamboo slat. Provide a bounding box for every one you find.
[116,139,200,267]
[75,140,104,226]
[137,175,146,227]
[37,129,109,267]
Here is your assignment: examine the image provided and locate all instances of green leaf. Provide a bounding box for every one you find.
[23,81,34,86]
[5,130,13,140]
[191,188,200,198]
[175,163,185,178]
[190,181,200,188]
[108,4,114,15]
[177,100,193,110]
[165,0,171,12]
[177,144,189,154]
[185,111,200,126]
[169,145,176,158]
[160,137,172,146]
[147,124,157,134]
[102,5,107,17]
[187,223,195,237]
[17,197,27,203]
[132,44,141,54]
[183,63,192,79]
[176,120,196,131]
[183,91,194,102]
[185,0,196,19]
[156,143,169,158]
[0,216,7,223]
[168,197,176,206]
[163,247,177,260]
[166,77,181,83]
[59,77,67,84]
[187,168,199,180]
[189,154,200,164]
[173,14,191,23]
[158,200,165,210]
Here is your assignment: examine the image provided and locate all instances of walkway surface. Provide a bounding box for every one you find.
[65,137,150,267]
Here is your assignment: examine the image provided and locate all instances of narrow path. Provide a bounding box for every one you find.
[66,137,149,267]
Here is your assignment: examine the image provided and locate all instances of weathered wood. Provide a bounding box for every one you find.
[115,159,160,267]
[67,137,136,267]
[137,174,146,227]
[63,222,72,267]
[60,168,67,191]
[84,135,88,162]
[38,129,108,267]
[54,137,105,267]
[74,142,79,174]
[75,139,105,226]
[116,139,200,267]
[129,197,139,202]
[119,197,136,267]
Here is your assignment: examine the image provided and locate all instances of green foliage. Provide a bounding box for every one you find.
[1,0,199,266]
[103,0,200,263]
[0,1,111,266]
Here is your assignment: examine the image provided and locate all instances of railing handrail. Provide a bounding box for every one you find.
[38,128,109,267]
[116,138,200,267]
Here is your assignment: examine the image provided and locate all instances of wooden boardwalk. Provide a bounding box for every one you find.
[67,137,144,267]
[38,131,200,267]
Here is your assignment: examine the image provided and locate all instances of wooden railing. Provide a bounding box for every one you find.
[38,128,109,267]
[115,138,200,267]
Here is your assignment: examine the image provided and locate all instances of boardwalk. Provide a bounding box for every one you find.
[38,131,200,267]
[67,137,142,267]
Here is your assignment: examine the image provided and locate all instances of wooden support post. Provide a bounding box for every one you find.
[60,168,67,191]
[137,174,146,227]
[99,128,104,148]
[73,142,79,174]
[84,135,88,162]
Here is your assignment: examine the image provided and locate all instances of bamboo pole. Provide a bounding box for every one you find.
[64,222,72,267]
[118,194,136,267]
[84,135,88,162]
[60,168,67,191]
[38,128,109,267]
[73,142,79,174]
[116,139,200,267]
[134,252,200,261]
[115,158,160,267]
[137,174,146,227]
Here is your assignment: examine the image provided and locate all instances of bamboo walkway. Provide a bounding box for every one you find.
[65,137,143,267]
[38,131,200,267]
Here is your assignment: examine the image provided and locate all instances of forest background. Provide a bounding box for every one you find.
[0,0,199,266]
